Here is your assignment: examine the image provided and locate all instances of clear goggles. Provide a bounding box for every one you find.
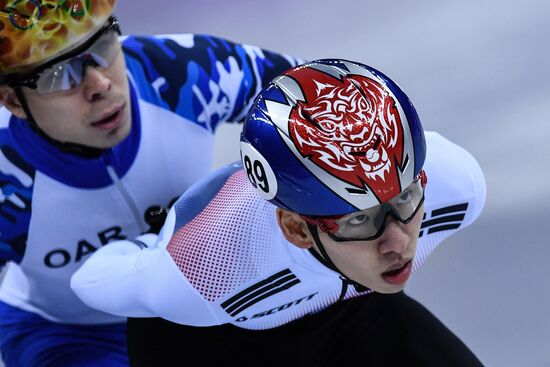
[302,170,427,242]
[9,17,121,94]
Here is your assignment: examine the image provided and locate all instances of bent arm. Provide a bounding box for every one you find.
[122,33,303,132]
[71,233,221,326]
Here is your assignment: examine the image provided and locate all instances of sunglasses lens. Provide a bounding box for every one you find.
[333,208,379,241]
[35,60,81,93]
[33,29,119,94]
[387,180,424,221]
[331,179,424,241]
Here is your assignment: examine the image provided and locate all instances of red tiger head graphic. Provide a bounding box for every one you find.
[287,67,405,203]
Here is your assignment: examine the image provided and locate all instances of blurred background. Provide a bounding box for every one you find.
[1,1,545,366]
[116,1,550,365]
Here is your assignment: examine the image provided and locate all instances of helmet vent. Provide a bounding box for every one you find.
[346,187,369,195]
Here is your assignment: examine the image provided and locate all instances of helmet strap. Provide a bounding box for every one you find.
[306,223,370,296]
[13,87,104,158]
[14,87,36,126]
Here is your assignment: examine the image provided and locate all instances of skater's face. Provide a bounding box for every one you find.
[277,204,423,293]
[0,24,131,149]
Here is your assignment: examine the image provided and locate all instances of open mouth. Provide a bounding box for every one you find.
[92,110,119,125]
[90,106,124,131]
[381,260,412,285]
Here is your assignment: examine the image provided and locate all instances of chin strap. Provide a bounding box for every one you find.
[306,223,370,301]
[13,87,104,158]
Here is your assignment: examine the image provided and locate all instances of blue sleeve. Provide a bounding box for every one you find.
[122,34,303,132]
[0,132,34,268]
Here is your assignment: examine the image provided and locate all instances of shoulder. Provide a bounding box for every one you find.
[167,162,246,230]
[161,161,276,250]
[422,131,487,232]
[158,161,288,298]
[120,33,253,70]
[121,33,299,63]
[121,33,302,129]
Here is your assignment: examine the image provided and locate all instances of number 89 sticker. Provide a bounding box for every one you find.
[240,142,278,200]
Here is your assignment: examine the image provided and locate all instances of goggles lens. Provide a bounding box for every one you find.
[34,29,120,94]
[304,171,426,242]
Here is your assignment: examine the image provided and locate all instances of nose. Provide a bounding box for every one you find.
[377,218,409,255]
[83,66,111,102]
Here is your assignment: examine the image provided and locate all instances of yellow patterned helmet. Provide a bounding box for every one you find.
[0,0,116,76]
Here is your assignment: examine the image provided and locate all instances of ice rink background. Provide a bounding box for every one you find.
[116,1,549,365]
[1,1,547,366]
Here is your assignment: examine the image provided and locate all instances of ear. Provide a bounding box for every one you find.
[0,86,27,119]
[276,208,313,249]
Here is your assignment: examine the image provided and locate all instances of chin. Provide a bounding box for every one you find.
[104,117,132,147]
[372,282,407,294]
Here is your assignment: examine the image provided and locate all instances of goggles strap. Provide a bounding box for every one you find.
[307,224,370,298]
[14,87,36,126]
